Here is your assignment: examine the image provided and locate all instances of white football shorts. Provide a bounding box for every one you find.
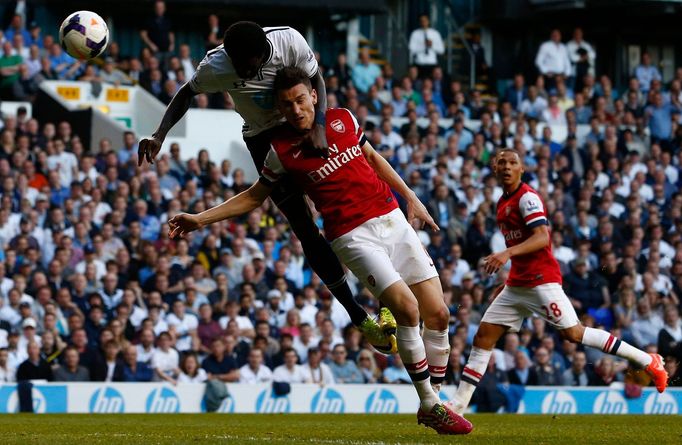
[481,283,580,332]
[330,208,438,297]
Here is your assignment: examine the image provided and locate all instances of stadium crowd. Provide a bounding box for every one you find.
[0,2,682,411]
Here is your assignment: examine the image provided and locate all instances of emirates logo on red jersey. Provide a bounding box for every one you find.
[330,119,345,133]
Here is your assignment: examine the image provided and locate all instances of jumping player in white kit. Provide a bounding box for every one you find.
[137,22,394,352]
[446,148,668,432]
[168,67,472,434]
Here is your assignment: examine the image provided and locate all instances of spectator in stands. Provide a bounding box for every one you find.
[561,351,590,386]
[239,347,273,384]
[140,0,174,67]
[382,354,411,384]
[531,346,561,386]
[646,91,680,146]
[0,41,22,98]
[16,340,52,381]
[507,350,537,385]
[634,52,662,94]
[658,305,682,362]
[535,29,571,90]
[53,346,90,381]
[273,347,307,383]
[166,299,199,352]
[505,74,527,113]
[351,48,381,95]
[631,298,664,349]
[202,337,239,382]
[0,348,15,382]
[178,353,207,383]
[519,86,548,120]
[566,28,595,80]
[100,57,130,85]
[591,357,621,386]
[356,349,381,384]
[151,331,179,384]
[563,258,609,312]
[116,344,153,382]
[4,13,31,44]
[301,347,334,384]
[328,344,363,383]
[408,14,444,79]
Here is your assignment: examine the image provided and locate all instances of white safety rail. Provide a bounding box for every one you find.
[0,382,679,415]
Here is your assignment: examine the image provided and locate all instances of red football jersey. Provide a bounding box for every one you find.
[496,182,562,287]
[260,108,398,240]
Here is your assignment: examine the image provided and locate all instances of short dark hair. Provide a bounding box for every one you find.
[273,67,311,94]
[223,21,267,61]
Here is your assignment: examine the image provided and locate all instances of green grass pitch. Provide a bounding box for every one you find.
[1,413,680,444]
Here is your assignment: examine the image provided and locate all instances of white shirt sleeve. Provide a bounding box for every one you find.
[518,191,548,227]
[260,146,286,184]
[282,28,318,77]
[188,49,223,93]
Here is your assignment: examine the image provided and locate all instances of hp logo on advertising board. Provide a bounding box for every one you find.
[593,391,628,414]
[644,392,678,415]
[89,387,125,413]
[365,389,399,414]
[7,388,47,413]
[310,388,345,414]
[255,389,290,414]
[541,390,577,414]
[146,388,180,413]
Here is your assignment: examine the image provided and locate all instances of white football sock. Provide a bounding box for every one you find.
[581,327,652,368]
[396,325,439,411]
[448,346,492,415]
[422,327,450,392]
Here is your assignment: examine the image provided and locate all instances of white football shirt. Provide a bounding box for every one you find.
[189,27,318,137]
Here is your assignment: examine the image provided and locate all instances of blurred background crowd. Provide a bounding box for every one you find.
[0,0,681,411]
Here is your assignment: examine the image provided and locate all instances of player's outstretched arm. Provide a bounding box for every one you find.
[168,181,272,238]
[138,83,197,165]
[484,224,550,274]
[361,141,439,232]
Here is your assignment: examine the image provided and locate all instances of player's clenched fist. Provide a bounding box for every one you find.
[168,213,202,238]
[138,136,163,166]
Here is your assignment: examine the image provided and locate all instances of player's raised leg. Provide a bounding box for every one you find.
[274,187,394,352]
[528,283,668,392]
[562,323,667,391]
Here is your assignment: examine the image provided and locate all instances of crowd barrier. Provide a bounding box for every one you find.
[0,382,678,414]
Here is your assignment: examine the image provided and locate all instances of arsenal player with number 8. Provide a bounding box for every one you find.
[445,148,669,432]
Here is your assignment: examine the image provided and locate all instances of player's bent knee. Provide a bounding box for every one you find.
[423,303,449,331]
[560,324,585,343]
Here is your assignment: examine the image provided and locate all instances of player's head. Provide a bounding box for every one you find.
[223,21,268,79]
[493,148,524,189]
[273,67,317,132]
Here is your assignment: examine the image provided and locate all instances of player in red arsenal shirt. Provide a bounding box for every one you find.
[446,148,668,429]
[168,67,471,434]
